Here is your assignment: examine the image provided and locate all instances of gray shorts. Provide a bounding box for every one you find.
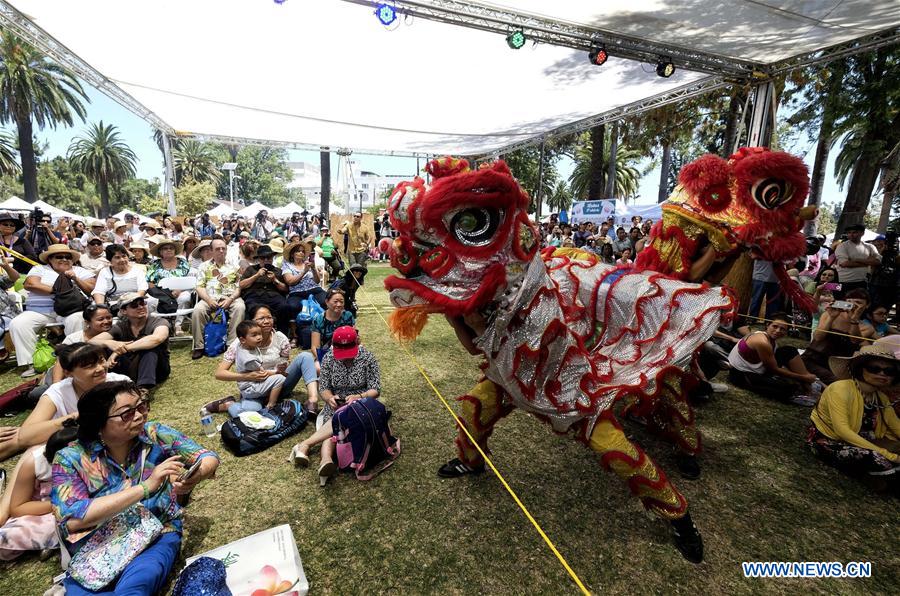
[238,373,286,401]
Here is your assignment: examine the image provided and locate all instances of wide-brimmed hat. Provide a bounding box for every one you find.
[191,239,213,260]
[829,344,900,382]
[39,243,81,264]
[0,211,25,231]
[269,237,287,253]
[255,244,277,259]
[150,238,182,256]
[113,220,128,230]
[332,326,359,360]
[85,236,104,246]
[282,241,305,261]
[89,218,105,228]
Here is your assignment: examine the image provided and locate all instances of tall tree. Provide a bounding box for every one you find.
[0,28,88,202]
[173,139,222,186]
[569,130,641,201]
[320,148,331,218]
[68,121,137,217]
[37,156,97,215]
[605,121,619,198]
[833,48,900,234]
[587,124,605,199]
[233,145,293,207]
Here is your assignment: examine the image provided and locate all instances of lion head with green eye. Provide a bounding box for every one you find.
[384,157,539,319]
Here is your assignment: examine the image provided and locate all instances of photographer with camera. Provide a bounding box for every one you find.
[284,211,308,240]
[801,288,871,384]
[250,209,272,242]
[24,209,61,255]
[239,244,290,334]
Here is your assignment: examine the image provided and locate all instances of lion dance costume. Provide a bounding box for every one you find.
[384,149,812,563]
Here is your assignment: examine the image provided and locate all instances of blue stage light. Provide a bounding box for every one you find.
[376,3,398,26]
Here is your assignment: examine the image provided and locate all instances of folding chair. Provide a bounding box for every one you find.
[156,276,198,342]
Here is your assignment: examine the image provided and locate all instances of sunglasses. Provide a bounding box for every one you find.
[50,254,72,260]
[125,299,147,308]
[107,399,149,423]
[863,363,897,376]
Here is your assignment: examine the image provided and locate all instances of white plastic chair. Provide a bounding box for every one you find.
[156,276,198,341]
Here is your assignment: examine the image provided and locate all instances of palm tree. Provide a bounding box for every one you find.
[173,139,222,186]
[0,28,88,202]
[569,131,642,200]
[0,130,20,176]
[68,121,136,217]
[547,180,572,212]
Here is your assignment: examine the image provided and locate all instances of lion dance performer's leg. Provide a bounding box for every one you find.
[588,412,688,519]
[646,371,702,456]
[454,378,514,467]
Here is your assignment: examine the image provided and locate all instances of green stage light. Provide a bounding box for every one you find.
[506,30,526,50]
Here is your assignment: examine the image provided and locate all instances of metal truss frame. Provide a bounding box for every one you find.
[347,0,759,77]
[0,0,174,134]
[470,75,736,158]
[184,133,436,159]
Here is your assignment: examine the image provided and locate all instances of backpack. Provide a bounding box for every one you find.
[332,398,400,480]
[220,399,308,456]
[203,308,228,357]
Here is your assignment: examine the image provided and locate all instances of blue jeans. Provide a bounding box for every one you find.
[749,280,783,317]
[281,351,318,398]
[64,531,181,595]
[228,397,264,417]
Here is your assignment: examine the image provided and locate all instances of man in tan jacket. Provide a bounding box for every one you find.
[337,212,372,266]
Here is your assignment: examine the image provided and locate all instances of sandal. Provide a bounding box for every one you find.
[288,444,310,468]
[318,460,337,486]
[305,400,319,415]
[202,396,236,414]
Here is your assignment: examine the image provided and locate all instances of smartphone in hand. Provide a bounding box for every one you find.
[178,459,203,482]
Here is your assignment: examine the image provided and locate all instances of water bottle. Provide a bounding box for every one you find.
[199,408,216,437]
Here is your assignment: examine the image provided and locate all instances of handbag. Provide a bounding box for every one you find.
[104,267,121,317]
[32,335,56,373]
[148,286,178,314]
[68,448,163,591]
[203,307,228,357]
[52,273,91,317]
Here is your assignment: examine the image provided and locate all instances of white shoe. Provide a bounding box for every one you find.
[20,366,36,378]
[710,382,729,393]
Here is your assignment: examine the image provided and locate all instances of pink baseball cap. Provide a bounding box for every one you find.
[332,326,359,360]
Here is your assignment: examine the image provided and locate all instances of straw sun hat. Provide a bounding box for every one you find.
[828,344,900,383]
[39,243,81,264]
[150,238,182,257]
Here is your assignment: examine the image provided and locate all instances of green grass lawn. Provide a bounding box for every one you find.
[1,263,897,594]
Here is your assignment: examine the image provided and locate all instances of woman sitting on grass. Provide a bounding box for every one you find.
[52,380,219,595]
[213,305,320,415]
[0,424,77,560]
[289,326,381,486]
[311,288,355,366]
[727,313,819,405]
[808,345,900,491]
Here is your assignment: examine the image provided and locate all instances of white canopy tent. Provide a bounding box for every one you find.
[112,209,158,225]
[208,203,238,218]
[271,202,307,218]
[237,201,269,219]
[0,196,33,212]
[33,200,83,220]
[4,0,898,159]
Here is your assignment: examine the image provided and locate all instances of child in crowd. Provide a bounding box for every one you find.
[230,320,286,416]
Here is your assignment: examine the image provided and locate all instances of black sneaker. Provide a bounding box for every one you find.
[675,453,701,480]
[671,512,704,563]
[437,458,485,478]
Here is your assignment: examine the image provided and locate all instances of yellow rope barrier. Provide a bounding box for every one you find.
[741,313,876,344]
[347,269,592,596]
[0,244,40,267]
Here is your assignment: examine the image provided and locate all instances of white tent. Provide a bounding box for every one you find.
[5,0,897,157]
[112,209,158,225]
[271,202,306,218]
[0,196,33,212]
[208,203,238,218]
[237,201,269,219]
[33,200,84,220]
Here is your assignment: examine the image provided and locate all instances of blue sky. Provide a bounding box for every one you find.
[5,82,851,211]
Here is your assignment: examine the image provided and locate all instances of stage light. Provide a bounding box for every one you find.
[506,29,526,50]
[656,57,676,78]
[375,3,398,26]
[588,44,608,66]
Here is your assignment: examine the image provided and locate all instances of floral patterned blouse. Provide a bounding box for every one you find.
[146,256,191,285]
[51,421,217,550]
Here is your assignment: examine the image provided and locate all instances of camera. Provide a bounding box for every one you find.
[263,263,277,273]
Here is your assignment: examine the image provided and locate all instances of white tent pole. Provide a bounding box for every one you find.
[162,134,177,216]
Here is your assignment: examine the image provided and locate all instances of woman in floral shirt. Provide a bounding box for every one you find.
[52,380,219,595]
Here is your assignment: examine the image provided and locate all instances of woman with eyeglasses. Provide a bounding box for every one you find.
[212,305,320,415]
[311,289,355,368]
[809,345,900,487]
[51,380,219,595]
[8,244,96,378]
[0,344,131,522]
[0,211,37,275]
